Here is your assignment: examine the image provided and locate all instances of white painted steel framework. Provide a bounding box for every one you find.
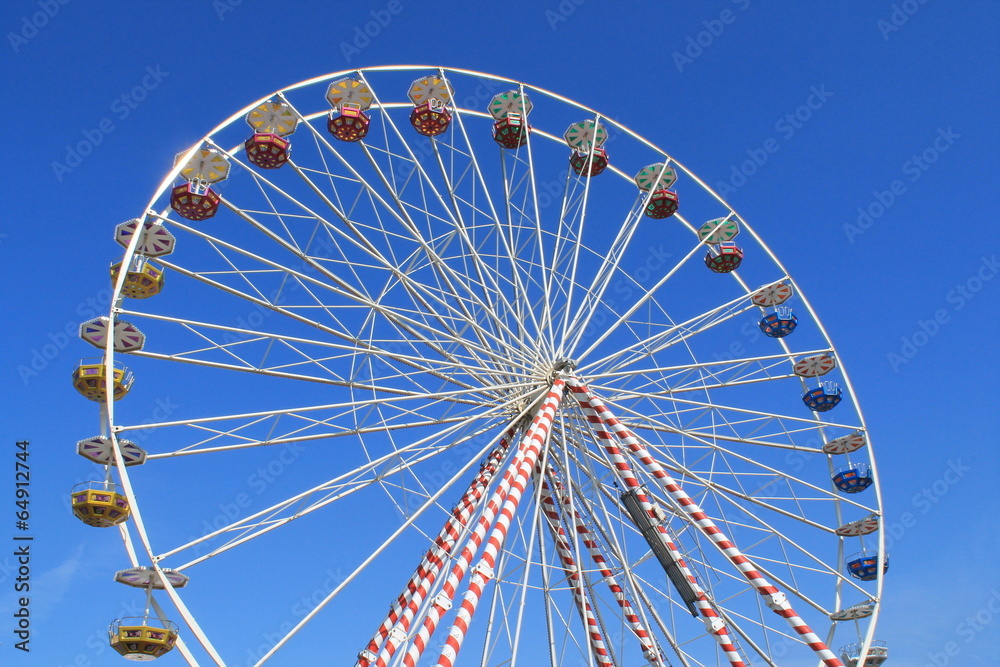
[91,66,884,666]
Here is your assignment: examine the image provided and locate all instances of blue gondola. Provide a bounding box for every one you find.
[833,464,873,493]
[802,381,842,412]
[759,307,798,338]
[847,551,889,581]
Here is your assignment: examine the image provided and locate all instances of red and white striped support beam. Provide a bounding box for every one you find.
[566,379,747,667]
[390,381,566,667]
[431,379,567,667]
[569,378,845,667]
[356,433,514,667]
[542,466,664,665]
[535,473,615,667]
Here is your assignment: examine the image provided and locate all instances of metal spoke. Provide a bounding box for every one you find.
[86,67,878,667]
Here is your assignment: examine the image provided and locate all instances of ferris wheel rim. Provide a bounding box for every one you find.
[91,65,885,667]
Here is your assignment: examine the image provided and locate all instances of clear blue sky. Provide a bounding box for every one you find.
[1,1,997,666]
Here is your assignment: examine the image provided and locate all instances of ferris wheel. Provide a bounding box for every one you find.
[70,66,888,667]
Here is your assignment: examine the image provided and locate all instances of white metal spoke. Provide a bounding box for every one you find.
[84,66,878,667]
[163,404,518,565]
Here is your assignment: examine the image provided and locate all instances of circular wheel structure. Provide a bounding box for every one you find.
[80,66,885,667]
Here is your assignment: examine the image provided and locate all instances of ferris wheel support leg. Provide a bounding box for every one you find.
[428,379,567,667]
[356,432,515,667]
[535,472,615,667]
[565,379,747,667]
[568,378,845,667]
[374,381,565,667]
[542,464,665,664]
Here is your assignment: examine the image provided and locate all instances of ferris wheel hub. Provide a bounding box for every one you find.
[553,358,577,372]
